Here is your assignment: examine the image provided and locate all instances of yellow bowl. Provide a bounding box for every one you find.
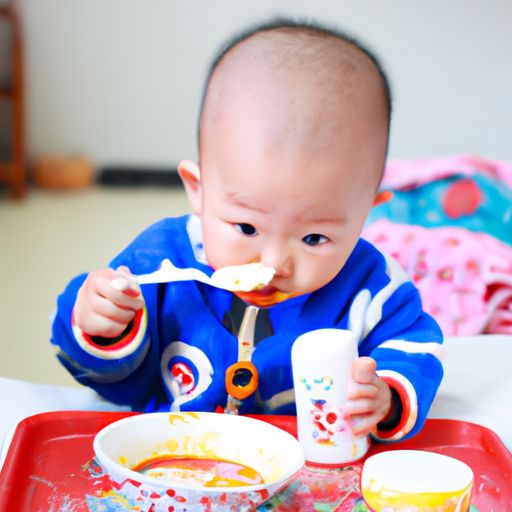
[361,450,473,512]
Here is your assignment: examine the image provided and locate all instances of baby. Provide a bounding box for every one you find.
[52,19,443,442]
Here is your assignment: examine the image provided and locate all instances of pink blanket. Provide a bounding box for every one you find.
[363,220,512,336]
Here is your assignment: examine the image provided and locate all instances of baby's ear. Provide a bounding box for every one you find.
[178,160,202,215]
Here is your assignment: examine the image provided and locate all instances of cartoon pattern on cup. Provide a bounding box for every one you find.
[299,375,347,446]
[292,329,370,466]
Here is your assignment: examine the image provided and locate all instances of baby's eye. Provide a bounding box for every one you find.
[302,233,328,246]
[235,223,258,237]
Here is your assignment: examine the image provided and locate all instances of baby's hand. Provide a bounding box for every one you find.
[342,356,392,436]
[74,266,145,338]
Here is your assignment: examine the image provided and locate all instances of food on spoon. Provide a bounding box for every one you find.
[111,260,275,293]
[212,263,275,292]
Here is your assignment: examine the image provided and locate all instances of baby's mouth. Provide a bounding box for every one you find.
[235,285,292,307]
[255,283,280,295]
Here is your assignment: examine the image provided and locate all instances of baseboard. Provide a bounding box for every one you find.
[98,167,182,187]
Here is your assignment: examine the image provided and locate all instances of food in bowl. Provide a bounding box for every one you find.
[361,449,473,512]
[131,453,264,487]
[93,412,304,511]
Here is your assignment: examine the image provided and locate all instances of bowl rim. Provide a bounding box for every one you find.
[93,411,305,493]
[361,449,474,491]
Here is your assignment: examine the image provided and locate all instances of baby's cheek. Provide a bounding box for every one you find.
[204,237,255,269]
[297,268,340,295]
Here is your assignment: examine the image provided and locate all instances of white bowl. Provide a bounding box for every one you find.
[93,412,304,511]
[361,450,473,512]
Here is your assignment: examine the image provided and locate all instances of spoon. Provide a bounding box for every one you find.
[112,258,275,293]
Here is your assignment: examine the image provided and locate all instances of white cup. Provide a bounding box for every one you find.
[291,328,370,466]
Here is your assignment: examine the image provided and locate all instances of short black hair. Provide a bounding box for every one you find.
[197,17,393,152]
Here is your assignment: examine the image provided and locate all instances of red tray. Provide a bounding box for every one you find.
[0,411,510,511]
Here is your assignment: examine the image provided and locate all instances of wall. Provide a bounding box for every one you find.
[15,0,512,167]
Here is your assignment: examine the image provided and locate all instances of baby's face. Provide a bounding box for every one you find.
[186,40,389,307]
[193,125,385,307]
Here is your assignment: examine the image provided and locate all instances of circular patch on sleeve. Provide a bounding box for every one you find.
[161,342,214,410]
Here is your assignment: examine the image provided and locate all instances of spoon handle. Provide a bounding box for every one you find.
[134,259,212,286]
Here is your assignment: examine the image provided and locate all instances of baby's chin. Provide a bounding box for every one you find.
[235,289,293,308]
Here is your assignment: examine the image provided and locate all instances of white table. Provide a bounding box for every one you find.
[428,334,512,449]
[0,378,129,470]
[1,335,511,470]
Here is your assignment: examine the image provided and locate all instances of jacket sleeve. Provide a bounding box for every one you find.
[49,217,192,408]
[347,249,444,442]
[50,271,161,408]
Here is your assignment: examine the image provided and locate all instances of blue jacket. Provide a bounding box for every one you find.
[51,215,443,441]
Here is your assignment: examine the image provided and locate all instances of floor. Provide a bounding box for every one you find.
[0,184,189,386]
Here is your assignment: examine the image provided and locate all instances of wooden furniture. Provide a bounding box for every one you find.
[0,2,25,199]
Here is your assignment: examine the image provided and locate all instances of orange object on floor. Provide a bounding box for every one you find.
[32,155,95,190]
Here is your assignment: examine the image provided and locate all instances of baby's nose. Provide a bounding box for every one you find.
[260,245,292,278]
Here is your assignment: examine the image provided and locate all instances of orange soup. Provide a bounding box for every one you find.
[132,455,264,488]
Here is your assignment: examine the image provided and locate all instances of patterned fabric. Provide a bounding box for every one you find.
[51,215,443,441]
[363,221,512,336]
[364,154,512,336]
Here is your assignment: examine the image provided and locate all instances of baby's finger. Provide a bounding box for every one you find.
[95,278,144,309]
[114,266,141,296]
[81,311,132,338]
[347,381,378,400]
[351,357,377,384]
[346,413,377,436]
[343,398,376,417]
[90,295,137,325]
[116,265,133,276]
[111,276,141,297]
